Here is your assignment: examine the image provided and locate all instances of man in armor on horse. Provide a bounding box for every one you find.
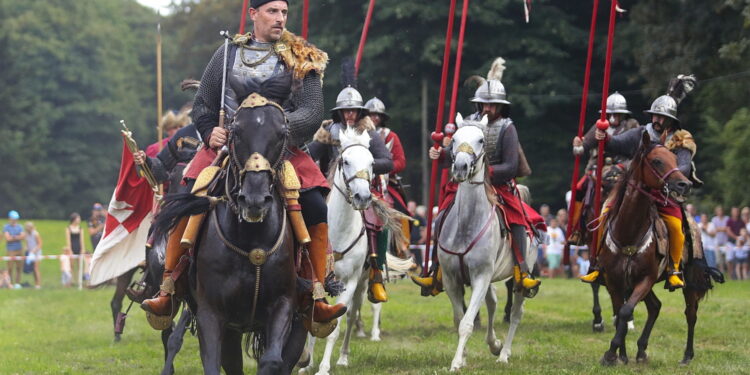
[412,57,545,295]
[142,0,347,324]
[308,85,394,303]
[577,75,700,289]
[568,92,639,245]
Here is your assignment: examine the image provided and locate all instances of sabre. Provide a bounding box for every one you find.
[120,120,162,201]
[210,30,232,163]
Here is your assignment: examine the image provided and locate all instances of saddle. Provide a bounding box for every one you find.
[654,215,704,274]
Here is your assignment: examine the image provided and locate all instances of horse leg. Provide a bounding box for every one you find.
[502,279,513,324]
[681,288,702,365]
[220,329,243,375]
[111,269,134,342]
[591,283,604,332]
[636,290,661,363]
[337,281,366,366]
[601,284,624,365]
[484,284,502,356]
[297,334,316,374]
[443,272,466,330]
[161,308,192,375]
[355,296,367,338]
[369,301,382,342]
[258,296,294,375]
[498,290,525,363]
[602,278,653,366]
[196,309,224,375]
[281,314,309,374]
[450,274,491,371]
[317,277,359,375]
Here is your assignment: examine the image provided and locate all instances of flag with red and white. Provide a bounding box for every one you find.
[89,137,154,286]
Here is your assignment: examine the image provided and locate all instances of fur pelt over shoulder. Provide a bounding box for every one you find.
[233,30,328,80]
[666,129,697,156]
[313,116,375,146]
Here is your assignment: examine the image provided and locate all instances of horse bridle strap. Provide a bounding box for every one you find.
[605,216,654,256]
[239,92,285,114]
[332,224,366,262]
[242,152,274,176]
[437,208,497,284]
[211,205,288,266]
[334,145,372,204]
[452,142,485,184]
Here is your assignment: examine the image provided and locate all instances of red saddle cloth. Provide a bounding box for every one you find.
[440,181,546,233]
[184,146,329,191]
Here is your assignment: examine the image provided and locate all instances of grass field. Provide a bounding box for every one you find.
[1,220,749,374]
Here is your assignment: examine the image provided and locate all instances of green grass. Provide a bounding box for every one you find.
[1,253,748,375]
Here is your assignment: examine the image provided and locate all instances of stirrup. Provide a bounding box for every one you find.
[579,270,601,284]
[667,271,684,291]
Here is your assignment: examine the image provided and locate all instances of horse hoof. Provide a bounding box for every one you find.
[370,335,381,342]
[627,321,635,331]
[636,353,648,364]
[680,357,692,366]
[593,323,604,333]
[497,351,510,364]
[356,331,367,338]
[619,355,629,365]
[600,352,618,366]
[502,314,511,324]
[336,357,349,367]
[489,340,503,356]
[113,334,121,343]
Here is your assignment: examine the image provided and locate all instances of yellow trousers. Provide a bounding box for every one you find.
[659,213,684,271]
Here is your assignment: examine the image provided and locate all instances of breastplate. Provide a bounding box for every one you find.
[224,40,286,118]
[484,118,511,164]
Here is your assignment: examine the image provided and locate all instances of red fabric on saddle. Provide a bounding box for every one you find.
[656,201,682,218]
[363,206,384,231]
[184,146,329,191]
[439,181,546,233]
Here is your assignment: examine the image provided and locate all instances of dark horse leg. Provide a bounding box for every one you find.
[221,329,244,375]
[636,290,661,363]
[161,307,192,375]
[681,288,703,365]
[258,296,294,375]
[503,279,513,324]
[196,307,224,375]
[602,278,654,366]
[592,283,604,332]
[281,314,308,373]
[111,267,137,342]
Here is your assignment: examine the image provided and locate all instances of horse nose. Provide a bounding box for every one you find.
[676,180,692,195]
[238,193,272,208]
[354,191,371,202]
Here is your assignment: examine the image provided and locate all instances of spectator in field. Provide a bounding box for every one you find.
[686,203,699,223]
[3,210,25,285]
[577,249,590,277]
[734,228,749,280]
[145,110,190,157]
[545,218,565,278]
[727,207,744,244]
[539,204,553,225]
[60,247,73,287]
[65,213,86,284]
[741,206,750,226]
[698,213,717,268]
[24,222,42,289]
[409,205,427,269]
[556,208,568,231]
[711,205,730,275]
[88,203,106,250]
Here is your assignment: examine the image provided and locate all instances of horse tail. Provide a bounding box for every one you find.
[385,252,416,277]
[244,331,266,360]
[684,257,725,301]
[152,193,213,241]
[371,197,411,246]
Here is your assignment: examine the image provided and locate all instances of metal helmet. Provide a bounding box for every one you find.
[364,97,390,120]
[598,92,631,114]
[470,79,511,105]
[331,86,366,112]
[644,95,679,122]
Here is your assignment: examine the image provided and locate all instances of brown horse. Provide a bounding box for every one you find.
[598,131,722,366]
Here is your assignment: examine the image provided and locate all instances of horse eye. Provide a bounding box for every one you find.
[478,139,484,144]
[343,160,349,166]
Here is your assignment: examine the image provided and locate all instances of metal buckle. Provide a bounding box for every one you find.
[249,248,267,266]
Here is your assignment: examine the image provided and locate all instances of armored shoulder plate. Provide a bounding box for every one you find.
[224,40,287,119]
[484,117,512,164]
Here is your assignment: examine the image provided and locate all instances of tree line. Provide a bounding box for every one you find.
[1,0,748,218]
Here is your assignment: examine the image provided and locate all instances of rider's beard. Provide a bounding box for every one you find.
[652,121,663,133]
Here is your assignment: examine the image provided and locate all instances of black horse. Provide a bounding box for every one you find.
[154,74,307,374]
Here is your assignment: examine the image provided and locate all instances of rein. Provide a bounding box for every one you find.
[437,207,496,285]
[451,138,486,185]
[332,143,372,205]
[627,145,681,208]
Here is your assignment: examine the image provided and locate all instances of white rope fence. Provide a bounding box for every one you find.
[2,253,90,290]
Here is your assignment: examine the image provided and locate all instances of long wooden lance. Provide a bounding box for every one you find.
[354,0,377,77]
[302,0,310,39]
[422,0,458,276]
[239,0,249,34]
[563,0,599,267]
[439,0,470,203]
[591,0,618,260]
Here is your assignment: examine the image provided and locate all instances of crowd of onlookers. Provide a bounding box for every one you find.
[1,203,106,289]
[695,204,750,281]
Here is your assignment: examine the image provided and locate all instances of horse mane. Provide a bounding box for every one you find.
[607,141,653,220]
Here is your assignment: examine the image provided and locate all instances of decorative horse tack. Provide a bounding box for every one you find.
[240,92,285,113]
[243,152,273,175]
[456,142,475,154]
[333,143,373,205]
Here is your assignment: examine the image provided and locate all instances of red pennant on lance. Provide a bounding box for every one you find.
[103,138,154,237]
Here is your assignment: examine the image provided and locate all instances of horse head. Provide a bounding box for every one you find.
[337,127,374,210]
[636,130,692,203]
[228,74,291,222]
[451,112,488,182]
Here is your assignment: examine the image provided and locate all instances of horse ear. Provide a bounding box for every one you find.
[641,129,651,148]
[339,127,352,147]
[456,112,464,128]
[479,114,489,127]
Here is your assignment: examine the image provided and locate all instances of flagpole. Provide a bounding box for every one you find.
[302,0,310,39]
[240,0,250,34]
[155,21,164,202]
[354,0,377,77]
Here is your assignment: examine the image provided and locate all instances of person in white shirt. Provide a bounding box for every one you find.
[545,218,565,278]
[698,213,717,268]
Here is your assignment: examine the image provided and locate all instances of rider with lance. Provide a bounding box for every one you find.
[412,57,544,295]
[308,82,394,303]
[577,75,700,289]
[142,0,347,324]
[364,97,412,255]
[568,92,639,245]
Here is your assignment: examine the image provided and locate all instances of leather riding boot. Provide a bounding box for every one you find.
[660,213,685,289]
[308,223,347,322]
[410,265,443,296]
[511,224,540,290]
[399,217,411,256]
[141,217,189,316]
[368,263,388,303]
[567,200,584,244]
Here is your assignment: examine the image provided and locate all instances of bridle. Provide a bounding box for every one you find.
[451,138,485,184]
[628,145,681,207]
[224,93,289,218]
[333,143,372,206]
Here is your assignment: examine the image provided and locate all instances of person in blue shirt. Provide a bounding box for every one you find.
[3,210,25,285]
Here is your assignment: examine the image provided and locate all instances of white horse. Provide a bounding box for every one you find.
[299,127,411,375]
[438,113,537,371]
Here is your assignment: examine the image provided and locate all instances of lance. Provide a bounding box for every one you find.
[354,0,377,77]
[422,0,458,276]
[239,0,249,34]
[156,22,163,152]
[302,0,310,39]
[591,0,618,260]
[563,0,599,267]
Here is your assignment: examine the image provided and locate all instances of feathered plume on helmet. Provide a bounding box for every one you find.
[180,79,201,92]
[466,57,510,105]
[644,74,696,124]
